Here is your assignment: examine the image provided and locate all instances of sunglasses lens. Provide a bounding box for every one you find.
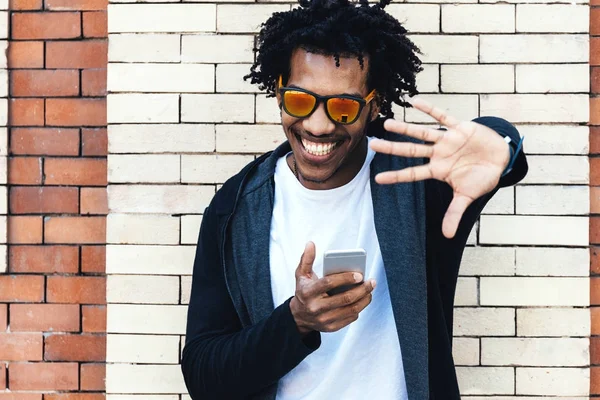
[283,91,316,117]
[327,98,361,124]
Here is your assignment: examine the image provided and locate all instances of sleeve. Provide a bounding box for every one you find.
[181,201,320,400]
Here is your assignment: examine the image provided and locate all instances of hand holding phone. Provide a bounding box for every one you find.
[323,249,367,295]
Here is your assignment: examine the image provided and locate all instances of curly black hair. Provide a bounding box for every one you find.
[244,0,422,118]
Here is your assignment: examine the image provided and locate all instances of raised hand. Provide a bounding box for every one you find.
[369,98,511,240]
[290,242,376,336]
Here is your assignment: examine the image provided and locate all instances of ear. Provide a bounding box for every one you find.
[369,100,380,122]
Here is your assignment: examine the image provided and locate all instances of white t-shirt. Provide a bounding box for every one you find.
[269,138,408,400]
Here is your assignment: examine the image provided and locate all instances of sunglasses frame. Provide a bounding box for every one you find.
[277,76,376,125]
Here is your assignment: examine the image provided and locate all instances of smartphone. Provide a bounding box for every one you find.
[323,249,367,296]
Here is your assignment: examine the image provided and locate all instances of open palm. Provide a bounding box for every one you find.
[369,98,510,239]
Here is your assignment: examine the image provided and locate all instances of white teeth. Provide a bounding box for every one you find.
[301,138,338,156]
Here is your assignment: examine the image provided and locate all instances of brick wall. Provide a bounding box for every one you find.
[102,1,591,399]
[2,0,108,398]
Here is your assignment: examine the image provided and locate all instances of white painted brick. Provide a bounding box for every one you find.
[410,35,479,64]
[216,64,256,93]
[181,215,202,245]
[108,155,180,184]
[181,276,193,304]
[0,0,6,9]
[517,308,590,337]
[517,5,589,33]
[482,186,514,215]
[516,64,588,94]
[0,186,7,214]
[0,42,7,69]
[0,217,6,244]
[181,155,253,183]
[480,216,588,246]
[453,337,479,366]
[456,367,514,395]
[442,5,514,33]
[516,185,588,215]
[515,247,589,277]
[108,34,180,62]
[460,247,515,276]
[109,64,214,93]
[216,124,285,153]
[108,94,179,124]
[181,94,254,123]
[108,275,180,304]
[256,94,281,124]
[182,35,254,63]
[480,94,589,124]
[467,221,477,245]
[107,396,178,400]
[415,64,439,93]
[106,364,187,393]
[107,214,180,245]
[405,94,478,123]
[106,245,195,276]
[386,4,440,33]
[108,4,216,33]
[516,368,589,396]
[453,307,515,336]
[107,334,180,364]
[0,128,8,156]
[107,304,187,334]
[109,185,214,214]
[514,125,588,155]
[481,338,588,367]
[480,34,588,63]
[480,277,588,306]
[109,124,215,154]
[217,4,290,33]
[455,277,478,306]
[0,246,7,273]
[0,99,7,126]
[441,65,514,93]
[0,70,7,97]
[521,155,588,184]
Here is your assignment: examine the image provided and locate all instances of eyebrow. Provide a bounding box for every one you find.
[287,84,364,98]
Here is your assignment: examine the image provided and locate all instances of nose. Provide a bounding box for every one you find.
[302,102,335,136]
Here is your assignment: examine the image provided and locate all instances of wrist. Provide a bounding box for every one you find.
[290,297,312,337]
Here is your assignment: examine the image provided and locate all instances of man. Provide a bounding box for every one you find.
[181,0,527,398]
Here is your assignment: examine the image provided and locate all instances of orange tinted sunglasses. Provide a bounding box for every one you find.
[278,76,376,125]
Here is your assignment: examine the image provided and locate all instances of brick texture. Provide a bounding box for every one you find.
[5,0,108,397]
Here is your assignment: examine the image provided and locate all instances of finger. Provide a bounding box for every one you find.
[322,315,359,333]
[375,165,433,185]
[370,139,434,159]
[321,280,375,309]
[410,98,461,128]
[296,241,316,279]
[442,194,473,239]
[305,271,363,298]
[382,119,444,143]
[319,294,373,332]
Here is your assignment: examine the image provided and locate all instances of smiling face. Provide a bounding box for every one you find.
[277,48,378,190]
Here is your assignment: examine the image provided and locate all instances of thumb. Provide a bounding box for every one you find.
[442,194,472,239]
[296,241,316,278]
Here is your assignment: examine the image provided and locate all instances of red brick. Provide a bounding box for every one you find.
[10,0,42,9]
[8,216,43,244]
[593,366,600,395]
[9,157,42,185]
[45,395,105,400]
[593,68,600,96]
[82,305,105,333]
[12,12,81,40]
[593,277,600,305]
[47,276,106,304]
[593,217,600,245]
[11,128,80,156]
[83,11,107,38]
[46,0,106,10]
[10,246,79,274]
[44,216,106,244]
[10,187,79,214]
[9,98,44,126]
[593,98,600,126]
[593,246,600,275]
[0,364,4,389]
[0,304,6,331]
[46,98,107,127]
[82,128,107,156]
[8,42,44,68]
[592,127,600,155]
[593,336,600,365]
[46,41,108,69]
[44,158,107,186]
[593,37,600,67]
[11,70,79,97]
[9,363,78,391]
[593,158,600,186]
[594,307,600,335]
[0,395,42,400]
[81,246,105,273]
[593,187,600,215]
[593,8,600,36]
[10,304,80,332]
[81,188,108,215]
[82,69,106,97]
[0,275,44,302]
[45,334,105,361]
[0,333,43,361]
[80,363,105,391]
